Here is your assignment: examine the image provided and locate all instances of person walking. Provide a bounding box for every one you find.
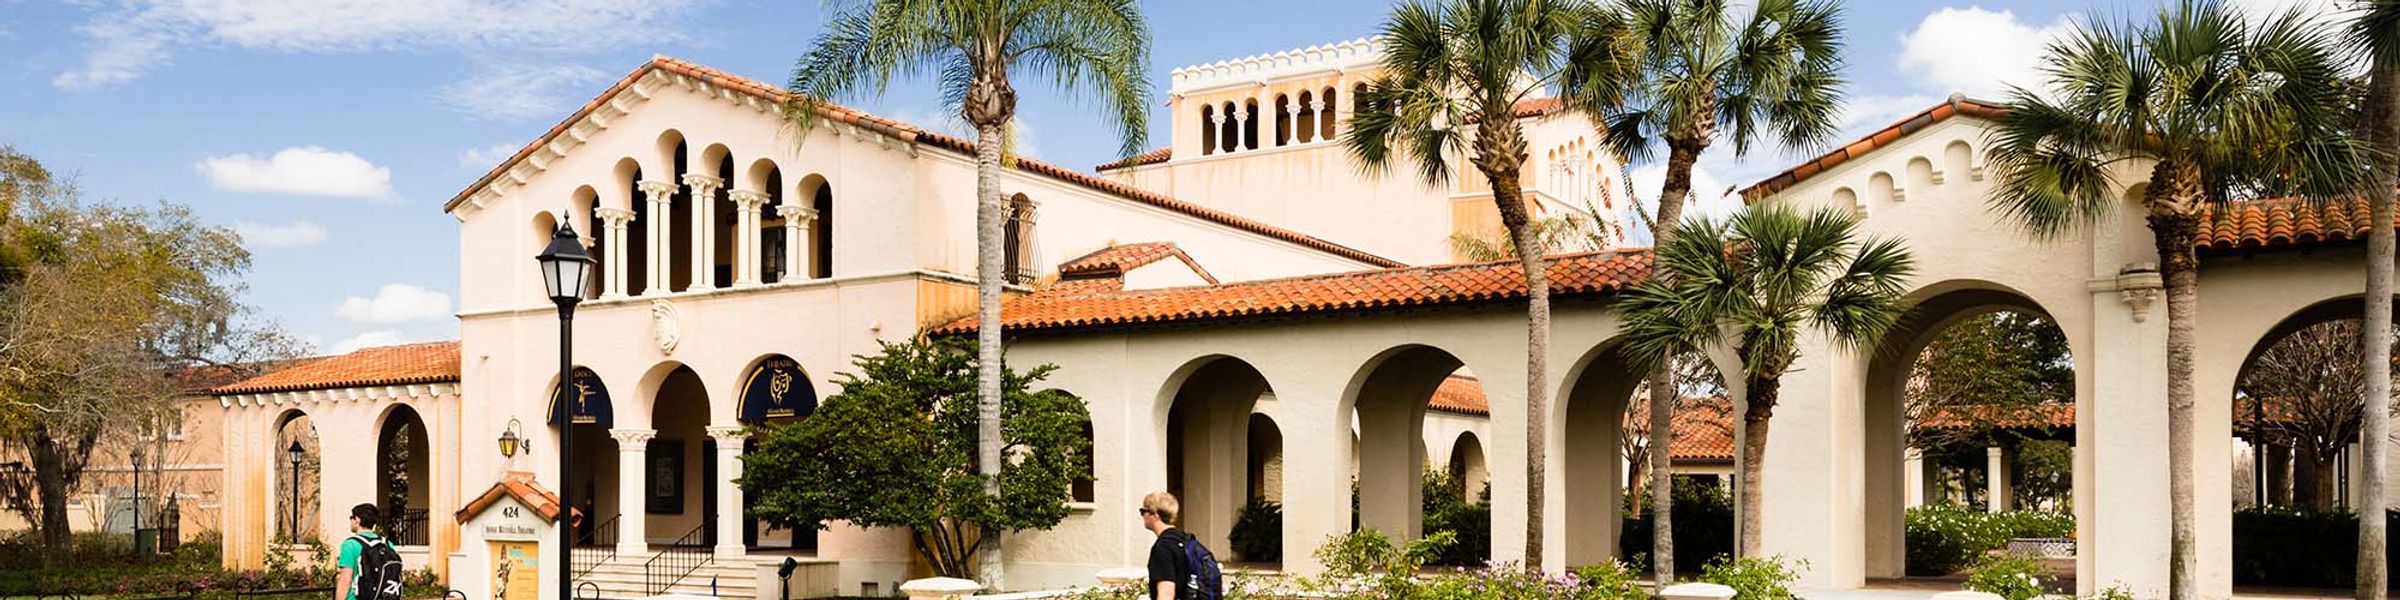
[1141,492,1221,600]
[335,504,404,600]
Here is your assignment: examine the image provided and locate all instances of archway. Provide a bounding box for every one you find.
[1161,356,1274,560]
[271,410,320,544]
[1446,432,1485,503]
[550,366,616,547]
[375,405,432,546]
[1345,344,1489,564]
[647,365,714,546]
[736,355,819,552]
[1863,285,2078,579]
[2224,296,2399,589]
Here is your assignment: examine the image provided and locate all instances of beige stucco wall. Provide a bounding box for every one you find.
[0,395,227,541]
[215,385,464,580]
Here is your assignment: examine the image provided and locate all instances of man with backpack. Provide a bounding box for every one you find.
[1141,492,1222,600]
[336,504,406,600]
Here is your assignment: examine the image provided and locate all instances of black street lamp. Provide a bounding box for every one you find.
[285,440,304,541]
[536,218,593,600]
[130,448,145,534]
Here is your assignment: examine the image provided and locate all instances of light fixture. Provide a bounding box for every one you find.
[499,418,524,458]
[536,220,595,304]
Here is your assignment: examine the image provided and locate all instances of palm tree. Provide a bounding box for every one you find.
[1616,204,1914,557]
[1983,3,2365,598]
[784,0,1151,588]
[1345,0,1597,569]
[1563,0,1845,580]
[2352,3,2400,597]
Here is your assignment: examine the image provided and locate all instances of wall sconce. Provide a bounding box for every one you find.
[498,418,527,458]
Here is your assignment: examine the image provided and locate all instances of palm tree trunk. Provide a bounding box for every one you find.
[1737,369,1779,557]
[972,116,1009,590]
[2360,57,2397,600]
[2149,195,2202,600]
[1478,118,1546,570]
[1649,140,1702,581]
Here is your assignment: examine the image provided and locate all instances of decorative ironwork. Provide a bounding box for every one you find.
[643,520,715,594]
[572,514,619,579]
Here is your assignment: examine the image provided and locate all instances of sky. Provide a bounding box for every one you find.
[0,0,2338,356]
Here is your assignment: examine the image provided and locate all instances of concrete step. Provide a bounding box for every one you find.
[572,557,759,600]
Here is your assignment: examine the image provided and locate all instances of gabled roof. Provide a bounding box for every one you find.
[935,250,1650,335]
[1056,242,1218,285]
[448,56,1400,270]
[215,341,460,395]
[1738,96,2006,202]
[456,471,571,524]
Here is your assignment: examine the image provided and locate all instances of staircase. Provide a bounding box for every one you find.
[576,551,760,600]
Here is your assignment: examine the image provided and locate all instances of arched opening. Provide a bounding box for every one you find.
[1233,413,1283,564]
[1943,141,1974,182]
[531,211,558,253]
[1870,171,1898,205]
[1866,286,2078,579]
[1220,101,1240,153]
[618,158,649,297]
[1345,345,1488,565]
[272,410,321,544]
[810,178,834,279]
[1446,432,1485,503]
[1274,94,1292,146]
[1561,343,1734,570]
[375,405,432,546]
[574,186,604,299]
[1073,420,1098,504]
[647,365,715,546]
[2225,296,2400,589]
[550,366,617,549]
[1318,87,1337,140]
[1003,194,1037,284]
[710,148,738,289]
[1201,104,1218,156]
[668,140,694,292]
[753,161,786,285]
[1162,356,1276,562]
[1242,99,1260,151]
[1295,92,1317,144]
[737,355,820,552]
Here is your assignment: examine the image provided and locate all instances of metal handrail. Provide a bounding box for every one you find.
[388,508,431,546]
[642,519,715,594]
[572,514,620,578]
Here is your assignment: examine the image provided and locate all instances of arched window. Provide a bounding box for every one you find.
[1072,420,1096,503]
[1242,99,1260,151]
[760,169,786,284]
[712,153,738,289]
[1296,91,1317,143]
[811,180,833,279]
[1002,194,1038,284]
[1274,94,1291,146]
[1319,87,1338,140]
[1200,105,1217,156]
[621,161,649,297]
[1220,101,1239,153]
[575,187,603,299]
[668,141,693,292]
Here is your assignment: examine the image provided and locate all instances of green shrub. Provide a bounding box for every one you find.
[1229,497,1283,563]
[1307,529,1648,599]
[1622,477,1736,573]
[1905,505,2072,576]
[1699,555,1806,600]
[1423,468,1492,566]
[2228,506,2398,587]
[1963,553,2051,600]
[1571,560,1647,599]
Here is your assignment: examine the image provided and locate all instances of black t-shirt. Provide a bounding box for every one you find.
[1146,528,1192,599]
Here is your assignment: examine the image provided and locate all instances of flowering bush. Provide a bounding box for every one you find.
[1905,505,2072,575]
[1699,555,1805,600]
[1962,553,2051,600]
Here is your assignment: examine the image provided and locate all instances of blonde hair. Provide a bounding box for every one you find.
[1142,491,1181,525]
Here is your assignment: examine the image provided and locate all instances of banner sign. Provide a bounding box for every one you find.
[738,356,817,423]
[546,367,613,427]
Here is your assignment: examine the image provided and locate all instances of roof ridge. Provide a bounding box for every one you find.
[1054,248,1650,296]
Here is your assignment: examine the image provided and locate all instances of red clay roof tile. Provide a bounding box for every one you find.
[214,341,460,395]
[1740,96,2006,202]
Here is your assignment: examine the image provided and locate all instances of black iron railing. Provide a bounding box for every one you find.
[388,509,430,546]
[573,514,620,578]
[643,519,714,594]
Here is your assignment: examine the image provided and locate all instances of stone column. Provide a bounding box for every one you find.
[1210,112,1228,153]
[729,190,769,287]
[707,426,747,558]
[681,174,722,291]
[596,208,634,298]
[610,428,658,556]
[1904,450,1926,508]
[636,180,678,296]
[1311,99,1329,141]
[779,203,817,280]
[1986,446,2010,513]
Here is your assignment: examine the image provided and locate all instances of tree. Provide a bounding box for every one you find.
[739,337,1091,580]
[1344,0,1598,568]
[1565,0,1847,580]
[2352,2,2400,596]
[783,0,1149,587]
[1621,354,1725,519]
[1983,3,2368,596]
[0,147,293,566]
[2237,320,2400,510]
[1618,204,1913,556]
[1905,311,2073,453]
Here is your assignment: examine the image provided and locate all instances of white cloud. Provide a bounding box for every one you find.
[336,284,453,324]
[2228,0,2344,29]
[459,143,519,170]
[1896,7,2077,98]
[54,0,703,90]
[1836,93,1942,134]
[330,329,424,354]
[232,221,327,248]
[198,146,392,198]
[434,64,613,121]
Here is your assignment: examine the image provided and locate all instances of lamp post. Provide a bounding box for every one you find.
[536,219,594,600]
[130,448,145,534]
[286,440,304,541]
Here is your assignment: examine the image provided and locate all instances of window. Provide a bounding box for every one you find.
[1002,196,1037,285]
[1201,105,1217,156]
[1072,421,1095,503]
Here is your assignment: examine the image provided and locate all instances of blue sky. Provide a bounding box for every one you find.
[0,0,2327,355]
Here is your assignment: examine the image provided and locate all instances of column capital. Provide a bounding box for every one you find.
[778,203,819,224]
[609,428,658,445]
[705,425,749,443]
[680,173,724,191]
[636,179,678,199]
[728,189,771,209]
[595,206,636,224]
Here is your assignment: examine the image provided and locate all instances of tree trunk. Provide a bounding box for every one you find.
[1475,116,1545,570]
[2268,442,2292,506]
[1648,139,1704,582]
[1626,446,1649,517]
[2145,168,2202,600]
[33,435,72,567]
[2313,455,2341,513]
[2360,55,2397,600]
[2299,444,2327,509]
[1737,369,1779,557]
[965,64,1016,588]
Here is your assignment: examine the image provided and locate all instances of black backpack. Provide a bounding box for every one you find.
[1172,531,1224,600]
[349,534,405,600]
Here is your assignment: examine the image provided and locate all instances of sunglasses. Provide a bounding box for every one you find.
[1138,508,1156,516]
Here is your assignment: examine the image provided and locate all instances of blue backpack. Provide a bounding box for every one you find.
[1173,531,1223,600]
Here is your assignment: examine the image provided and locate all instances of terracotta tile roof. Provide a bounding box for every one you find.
[2197,196,2400,253]
[1622,396,1737,463]
[1096,147,1173,171]
[1739,96,2007,202]
[1056,242,1219,285]
[1513,96,1566,118]
[1430,376,1489,416]
[1914,403,2075,431]
[447,56,1400,270]
[935,249,1651,335]
[455,471,572,524]
[214,341,461,395]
